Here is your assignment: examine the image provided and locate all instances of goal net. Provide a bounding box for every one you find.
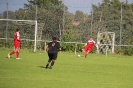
[97,32,115,55]
[0,19,37,52]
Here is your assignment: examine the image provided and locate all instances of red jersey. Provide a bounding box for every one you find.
[86,40,96,48]
[83,39,96,52]
[14,32,20,42]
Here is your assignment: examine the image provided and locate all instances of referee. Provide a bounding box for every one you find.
[45,37,61,69]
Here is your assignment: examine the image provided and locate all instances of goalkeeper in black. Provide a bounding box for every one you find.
[45,37,61,69]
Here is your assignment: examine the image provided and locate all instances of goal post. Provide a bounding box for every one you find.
[0,19,38,52]
[34,20,38,52]
[97,31,115,54]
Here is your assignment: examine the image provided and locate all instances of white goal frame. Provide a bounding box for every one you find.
[97,31,115,55]
[0,19,38,52]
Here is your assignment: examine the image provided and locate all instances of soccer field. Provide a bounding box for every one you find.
[0,49,133,88]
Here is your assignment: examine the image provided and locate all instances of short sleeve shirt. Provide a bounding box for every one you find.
[48,42,61,54]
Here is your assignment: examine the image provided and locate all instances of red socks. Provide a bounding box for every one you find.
[9,51,20,58]
[16,51,19,58]
[84,53,88,58]
[10,51,15,55]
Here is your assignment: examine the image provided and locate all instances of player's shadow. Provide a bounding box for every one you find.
[6,57,16,59]
[37,66,46,69]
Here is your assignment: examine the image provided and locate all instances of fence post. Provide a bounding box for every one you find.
[75,42,77,55]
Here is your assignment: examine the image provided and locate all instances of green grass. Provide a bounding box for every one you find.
[0,49,133,88]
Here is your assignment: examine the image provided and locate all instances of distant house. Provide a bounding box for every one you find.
[72,20,80,26]
[84,18,90,22]
[72,17,91,26]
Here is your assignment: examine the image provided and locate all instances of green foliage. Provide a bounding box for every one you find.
[77,43,83,52]
[1,0,133,54]
[93,0,133,45]
[74,10,84,21]
[115,46,133,56]
[0,14,2,18]
[29,0,62,7]
[60,43,84,52]
[0,40,13,48]
[21,41,34,50]
[114,46,123,54]
[0,40,34,50]
[61,43,75,52]
[123,47,133,56]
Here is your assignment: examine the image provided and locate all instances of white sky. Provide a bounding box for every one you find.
[0,0,133,14]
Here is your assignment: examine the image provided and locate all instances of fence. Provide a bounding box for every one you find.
[0,1,133,54]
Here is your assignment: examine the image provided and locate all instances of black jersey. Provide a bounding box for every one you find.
[48,42,61,54]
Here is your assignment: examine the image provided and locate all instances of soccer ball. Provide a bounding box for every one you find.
[77,54,81,57]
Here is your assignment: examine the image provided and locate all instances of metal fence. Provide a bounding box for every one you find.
[0,2,133,53]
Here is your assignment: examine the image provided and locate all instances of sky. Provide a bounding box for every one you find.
[0,0,133,14]
[63,0,133,14]
[63,0,103,14]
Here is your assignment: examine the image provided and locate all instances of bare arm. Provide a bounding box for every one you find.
[45,45,49,52]
[59,48,62,51]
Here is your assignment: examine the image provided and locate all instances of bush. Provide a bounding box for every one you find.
[115,46,133,56]
[61,43,76,52]
[123,47,133,56]
[115,46,123,54]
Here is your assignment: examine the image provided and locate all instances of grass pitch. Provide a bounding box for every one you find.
[0,49,133,88]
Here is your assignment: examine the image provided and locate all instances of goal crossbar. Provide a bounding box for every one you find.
[97,31,115,54]
[0,19,38,52]
[0,19,36,22]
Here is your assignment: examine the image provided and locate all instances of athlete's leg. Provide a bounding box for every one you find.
[82,48,88,58]
[8,50,15,57]
[46,53,52,68]
[8,47,16,58]
[50,60,55,67]
[46,59,51,68]
[84,51,89,58]
[84,48,93,58]
[15,47,20,59]
[16,51,19,58]
[49,54,57,69]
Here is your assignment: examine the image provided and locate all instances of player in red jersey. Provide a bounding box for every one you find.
[8,29,21,59]
[82,37,97,58]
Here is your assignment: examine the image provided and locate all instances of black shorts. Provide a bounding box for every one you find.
[48,53,57,60]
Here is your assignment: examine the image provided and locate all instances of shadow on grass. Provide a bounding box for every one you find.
[6,57,20,60]
[37,66,46,69]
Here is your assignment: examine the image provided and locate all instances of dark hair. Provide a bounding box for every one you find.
[90,36,93,38]
[16,29,20,32]
[52,37,57,40]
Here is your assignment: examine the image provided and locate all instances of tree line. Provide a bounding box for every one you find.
[0,0,133,54]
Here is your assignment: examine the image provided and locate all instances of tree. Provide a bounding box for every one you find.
[24,0,65,40]
[3,11,15,19]
[74,10,84,22]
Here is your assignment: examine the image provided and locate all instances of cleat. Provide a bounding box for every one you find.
[8,54,10,58]
[16,58,20,59]
[45,64,49,69]
[49,66,52,69]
